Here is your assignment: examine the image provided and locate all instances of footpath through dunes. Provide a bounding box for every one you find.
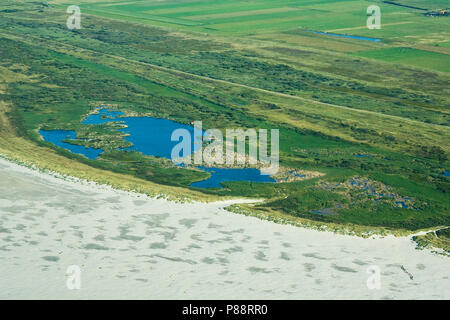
[0,157,449,299]
[1,31,449,158]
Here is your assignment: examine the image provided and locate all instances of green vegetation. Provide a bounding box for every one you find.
[387,1,449,10]
[413,227,450,256]
[354,47,450,73]
[0,0,448,249]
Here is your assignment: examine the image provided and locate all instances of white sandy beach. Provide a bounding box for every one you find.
[0,157,448,299]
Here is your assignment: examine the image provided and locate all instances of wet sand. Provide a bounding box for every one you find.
[0,158,448,299]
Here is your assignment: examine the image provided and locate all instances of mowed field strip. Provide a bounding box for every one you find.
[175,7,300,21]
[325,21,413,32]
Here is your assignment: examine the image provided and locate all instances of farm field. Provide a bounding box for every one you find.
[0,0,449,252]
[354,47,450,72]
[53,0,450,80]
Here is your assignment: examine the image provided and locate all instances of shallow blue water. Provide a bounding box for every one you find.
[82,109,124,124]
[191,166,274,188]
[41,108,275,188]
[354,154,373,158]
[443,170,450,177]
[395,201,409,209]
[39,129,104,159]
[83,109,200,159]
[312,31,381,42]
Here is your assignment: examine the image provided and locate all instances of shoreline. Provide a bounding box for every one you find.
[0,155,259,207]
[1,155,449,299]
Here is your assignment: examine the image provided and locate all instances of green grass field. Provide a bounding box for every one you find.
[0,0,449,248]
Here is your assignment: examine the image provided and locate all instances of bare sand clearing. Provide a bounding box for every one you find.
[0,158,448,299]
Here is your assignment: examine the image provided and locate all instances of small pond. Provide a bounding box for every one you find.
[40,108,275,188]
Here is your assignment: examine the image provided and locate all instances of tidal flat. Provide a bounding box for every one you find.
[0,158,448,299]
